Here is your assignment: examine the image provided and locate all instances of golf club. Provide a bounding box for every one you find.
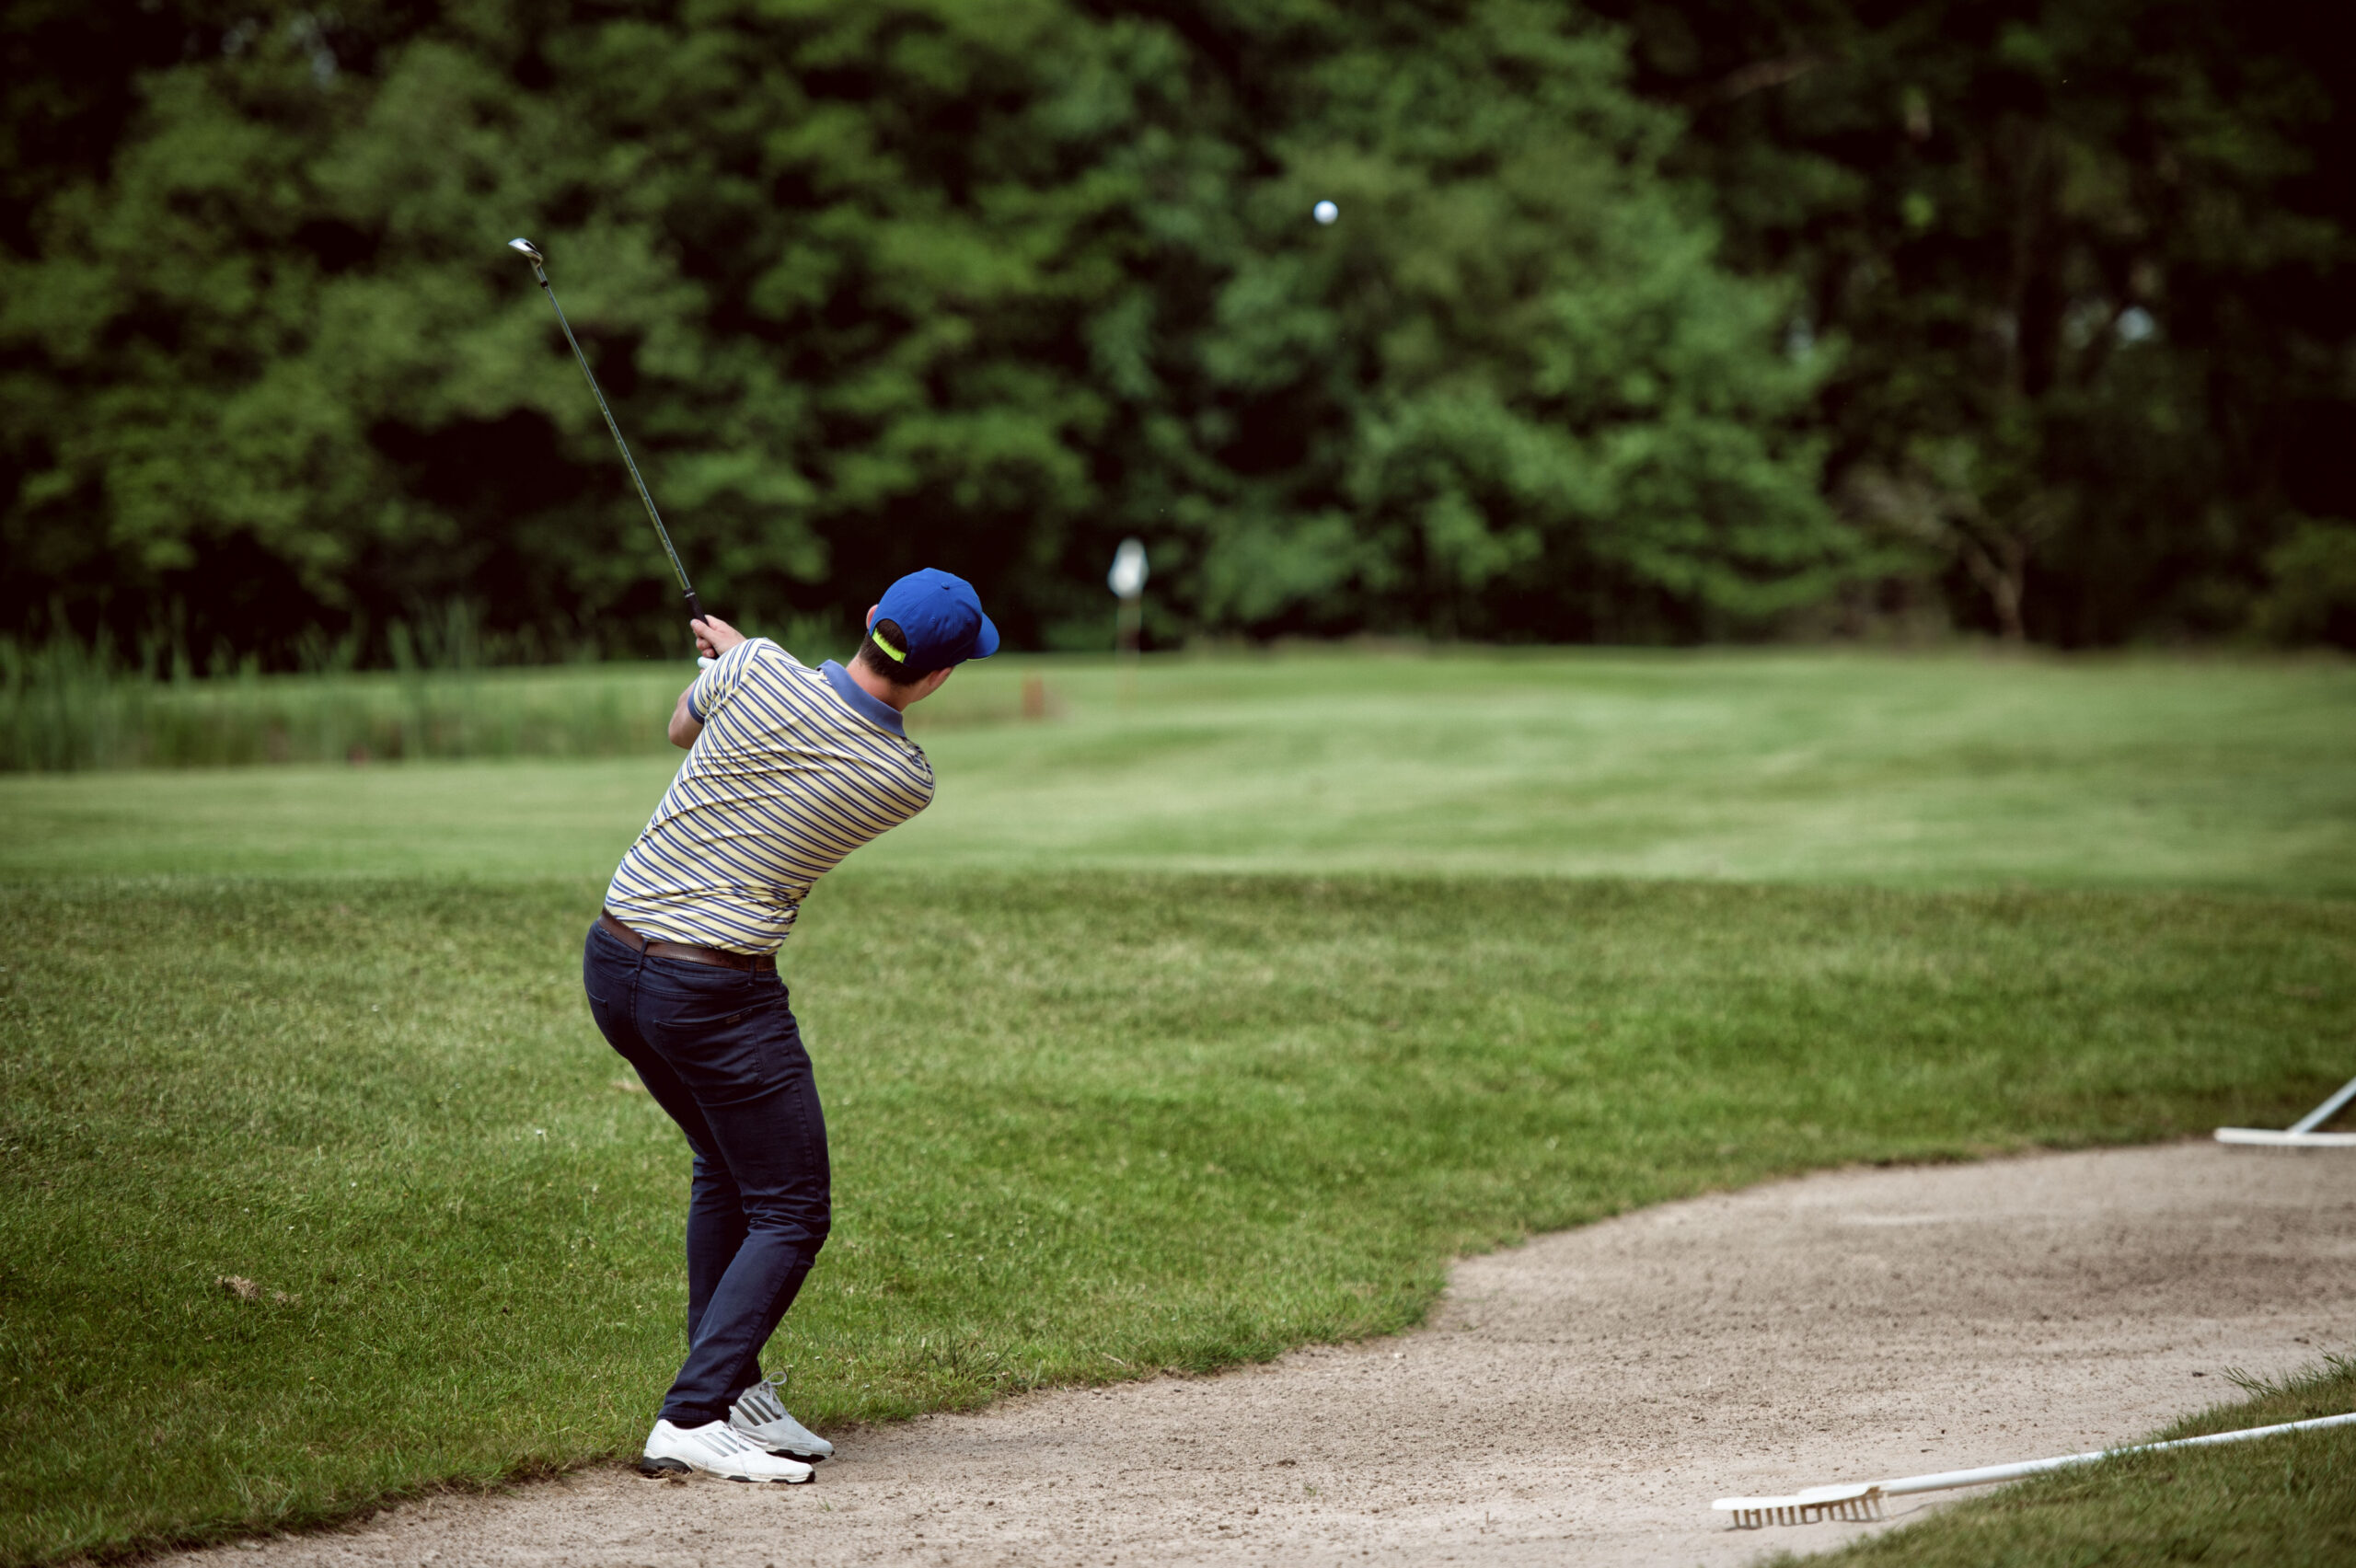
[509,237,709,652]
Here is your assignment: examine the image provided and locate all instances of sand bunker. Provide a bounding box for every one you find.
[167,1141,2356,1567]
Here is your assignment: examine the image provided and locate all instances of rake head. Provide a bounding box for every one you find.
[1714,1483,1885,1529]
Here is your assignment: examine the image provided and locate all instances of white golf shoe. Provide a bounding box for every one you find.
[729,1373,836,1461]
[639,1418,814,1482]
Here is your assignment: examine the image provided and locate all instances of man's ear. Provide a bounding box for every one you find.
[866,603,881,628]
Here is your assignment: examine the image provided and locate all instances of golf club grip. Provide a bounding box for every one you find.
[684,589,711,667]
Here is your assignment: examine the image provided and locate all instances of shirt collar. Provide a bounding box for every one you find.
[819,660,907,737]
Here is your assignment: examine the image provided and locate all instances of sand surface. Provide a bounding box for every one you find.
[170,1142,2356,1568]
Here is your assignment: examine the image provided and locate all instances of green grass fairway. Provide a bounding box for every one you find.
[2,651,2351,1564]
[3,649,2350,892]
[6,875,2350,1563]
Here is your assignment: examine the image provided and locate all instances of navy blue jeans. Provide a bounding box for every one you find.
[583,922,831,1427]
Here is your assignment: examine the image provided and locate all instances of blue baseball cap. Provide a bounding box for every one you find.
[868,569,1000,675]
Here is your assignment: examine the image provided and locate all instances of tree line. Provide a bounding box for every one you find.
[3,0,2350,662]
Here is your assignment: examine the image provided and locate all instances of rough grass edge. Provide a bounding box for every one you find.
[1767,1351,2356,1567]
[40,1454,592,1568]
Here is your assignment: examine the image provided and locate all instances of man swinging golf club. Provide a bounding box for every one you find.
[583,569,998,1482]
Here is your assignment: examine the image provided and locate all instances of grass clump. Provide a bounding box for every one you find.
[1784,1356,2356,1567]
[3,872,2350,1563]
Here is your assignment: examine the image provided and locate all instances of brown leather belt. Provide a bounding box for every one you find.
[598,911,776,974]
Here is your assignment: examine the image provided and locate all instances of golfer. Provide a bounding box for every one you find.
[583,569,997,1482]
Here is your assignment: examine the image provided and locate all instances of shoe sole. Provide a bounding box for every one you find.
[637,1456,812,1484]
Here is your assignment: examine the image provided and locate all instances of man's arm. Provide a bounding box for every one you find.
[668,685,701,749]
[669,616,750,749]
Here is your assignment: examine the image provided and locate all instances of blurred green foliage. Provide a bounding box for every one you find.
[0,0,1839,661]
[1593,0,2356,643]
[1,0,2350,659]
[2255,520,2356,647]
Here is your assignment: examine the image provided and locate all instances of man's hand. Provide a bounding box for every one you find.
[692,616,746,661]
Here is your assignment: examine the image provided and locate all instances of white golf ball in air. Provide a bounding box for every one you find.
[1312,200,1338,225]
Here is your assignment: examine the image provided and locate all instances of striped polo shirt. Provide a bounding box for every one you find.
[604,639,934,952]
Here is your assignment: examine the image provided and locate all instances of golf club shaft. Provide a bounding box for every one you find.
[522,256,702,627]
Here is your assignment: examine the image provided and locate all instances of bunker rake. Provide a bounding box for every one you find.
[2214,1072,2356,1148]
[1714,1411,2356,1529]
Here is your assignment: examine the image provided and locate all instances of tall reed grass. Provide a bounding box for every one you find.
[0,628,1048,771]
[0,632,694,770]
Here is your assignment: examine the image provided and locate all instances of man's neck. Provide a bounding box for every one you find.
[847,659,916,712]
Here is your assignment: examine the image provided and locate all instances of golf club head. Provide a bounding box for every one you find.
[507,237,545,265]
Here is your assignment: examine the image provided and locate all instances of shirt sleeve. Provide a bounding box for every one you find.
[687,637,769,722]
